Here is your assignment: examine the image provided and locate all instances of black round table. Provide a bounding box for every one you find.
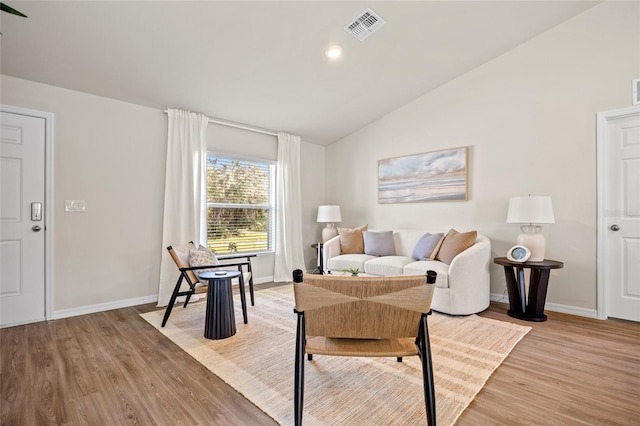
[494,257,564,322]
[198,270,241,339]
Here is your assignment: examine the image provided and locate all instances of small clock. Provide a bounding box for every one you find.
[507,245,531,263]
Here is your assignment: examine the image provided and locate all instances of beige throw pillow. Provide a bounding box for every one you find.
[436,229,477,264]
[189,244,219,273]
[338,224,368,254]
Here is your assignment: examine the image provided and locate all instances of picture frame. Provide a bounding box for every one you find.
[378,147,468,203]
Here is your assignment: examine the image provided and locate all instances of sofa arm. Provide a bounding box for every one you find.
[321,235,341,272]
[446,236,492,314]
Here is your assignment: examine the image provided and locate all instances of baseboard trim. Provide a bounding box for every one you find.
[53,276,276,320]
[490,292,598,319]
[53,294,159,320]
[490,291,510,304]
[254,276,274,284]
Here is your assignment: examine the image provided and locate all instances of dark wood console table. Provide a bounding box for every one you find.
[494,257,564,322]
[198,270,241,339]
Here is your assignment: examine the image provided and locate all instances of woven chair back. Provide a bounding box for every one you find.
[294,274,434,339]
[167,242,199,284]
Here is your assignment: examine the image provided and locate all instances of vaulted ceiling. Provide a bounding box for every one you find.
[0,1,599,145]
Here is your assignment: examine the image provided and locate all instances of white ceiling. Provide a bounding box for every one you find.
[0,1,599,145]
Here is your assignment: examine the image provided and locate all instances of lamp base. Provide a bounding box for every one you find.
[322,224,338,243]
[517,225,546,261]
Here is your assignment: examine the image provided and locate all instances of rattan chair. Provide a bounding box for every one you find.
[292,270,437,426]
[162,242,255,327]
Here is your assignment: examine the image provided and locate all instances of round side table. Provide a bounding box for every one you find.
[198,270,241,339]
[493,257,564,322]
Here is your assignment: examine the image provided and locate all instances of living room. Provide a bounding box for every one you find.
[2,0,638,319]
[1,1,639,424]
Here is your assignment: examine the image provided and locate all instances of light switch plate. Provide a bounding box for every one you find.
[65,200,86,212]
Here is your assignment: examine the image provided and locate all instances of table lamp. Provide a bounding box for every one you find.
[507,195,555,261]
[317,205,342,242]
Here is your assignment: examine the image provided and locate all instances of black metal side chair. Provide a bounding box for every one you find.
[162,242,255,327]
[292,270,438,426]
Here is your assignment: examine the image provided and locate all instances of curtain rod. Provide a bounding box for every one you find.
[163,109,278,137]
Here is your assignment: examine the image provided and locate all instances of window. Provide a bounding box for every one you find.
[206,154,275,255]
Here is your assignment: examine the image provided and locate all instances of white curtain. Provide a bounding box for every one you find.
[157,109,209,306]
[273,132,306,282]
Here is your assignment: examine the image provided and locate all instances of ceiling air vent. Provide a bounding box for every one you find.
[344,8,386,41]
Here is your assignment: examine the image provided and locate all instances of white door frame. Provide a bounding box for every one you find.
[596,105,640,320]
[1,104,54,321]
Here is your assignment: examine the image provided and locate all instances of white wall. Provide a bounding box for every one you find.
[1,75,326,315]
[326,1,640,313]
[1,75,166,312]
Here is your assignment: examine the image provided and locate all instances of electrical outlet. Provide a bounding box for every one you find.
[65,200,86,212]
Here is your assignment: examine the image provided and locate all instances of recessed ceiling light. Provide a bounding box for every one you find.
[325,45,343,59]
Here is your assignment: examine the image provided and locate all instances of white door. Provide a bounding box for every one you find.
[0,111,46,327]
[599,107,640,322]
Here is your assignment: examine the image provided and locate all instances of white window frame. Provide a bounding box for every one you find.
[206,152,276,255]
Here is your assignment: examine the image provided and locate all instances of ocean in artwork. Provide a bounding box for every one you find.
[378,147,467,203]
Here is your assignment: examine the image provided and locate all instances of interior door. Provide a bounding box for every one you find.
[0,111,46,327]
[601,107,640,322]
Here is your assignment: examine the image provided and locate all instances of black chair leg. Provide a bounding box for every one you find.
[249,277,255,306]
[397,357,403,362]
[182,274,197,308]
[419,315,436,426]
[238,273,248,324]
[183,292,193,308]
[294,311,306,426]
[162,275,184,327]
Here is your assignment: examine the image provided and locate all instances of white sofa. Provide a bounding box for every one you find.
[322,229,491,315]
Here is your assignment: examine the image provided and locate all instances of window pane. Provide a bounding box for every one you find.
[206,155,274,255]
[207,157,269,205]
[207,207,270,254]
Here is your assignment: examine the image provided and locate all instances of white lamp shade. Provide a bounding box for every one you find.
[506,196,555,224]
[317,205,342,223]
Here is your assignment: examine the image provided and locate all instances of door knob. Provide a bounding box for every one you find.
[32,225,41,232]
[610,224,620,231]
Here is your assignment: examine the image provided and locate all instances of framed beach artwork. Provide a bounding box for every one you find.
[378,147,468,203]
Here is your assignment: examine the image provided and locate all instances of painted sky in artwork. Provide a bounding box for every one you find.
[378,147,467,203]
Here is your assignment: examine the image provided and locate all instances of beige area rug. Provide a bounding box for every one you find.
[141,285,530,425]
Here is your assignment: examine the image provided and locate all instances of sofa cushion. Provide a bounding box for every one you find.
[403,261,450,289]
[411,232,444,261]
[436,229,477,264]
[338,224,368,254]
[364,256,415,276]
[363,230,396,256]
[328,254,377,273]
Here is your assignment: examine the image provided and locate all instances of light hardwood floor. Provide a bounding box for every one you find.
[2,283,639,425]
